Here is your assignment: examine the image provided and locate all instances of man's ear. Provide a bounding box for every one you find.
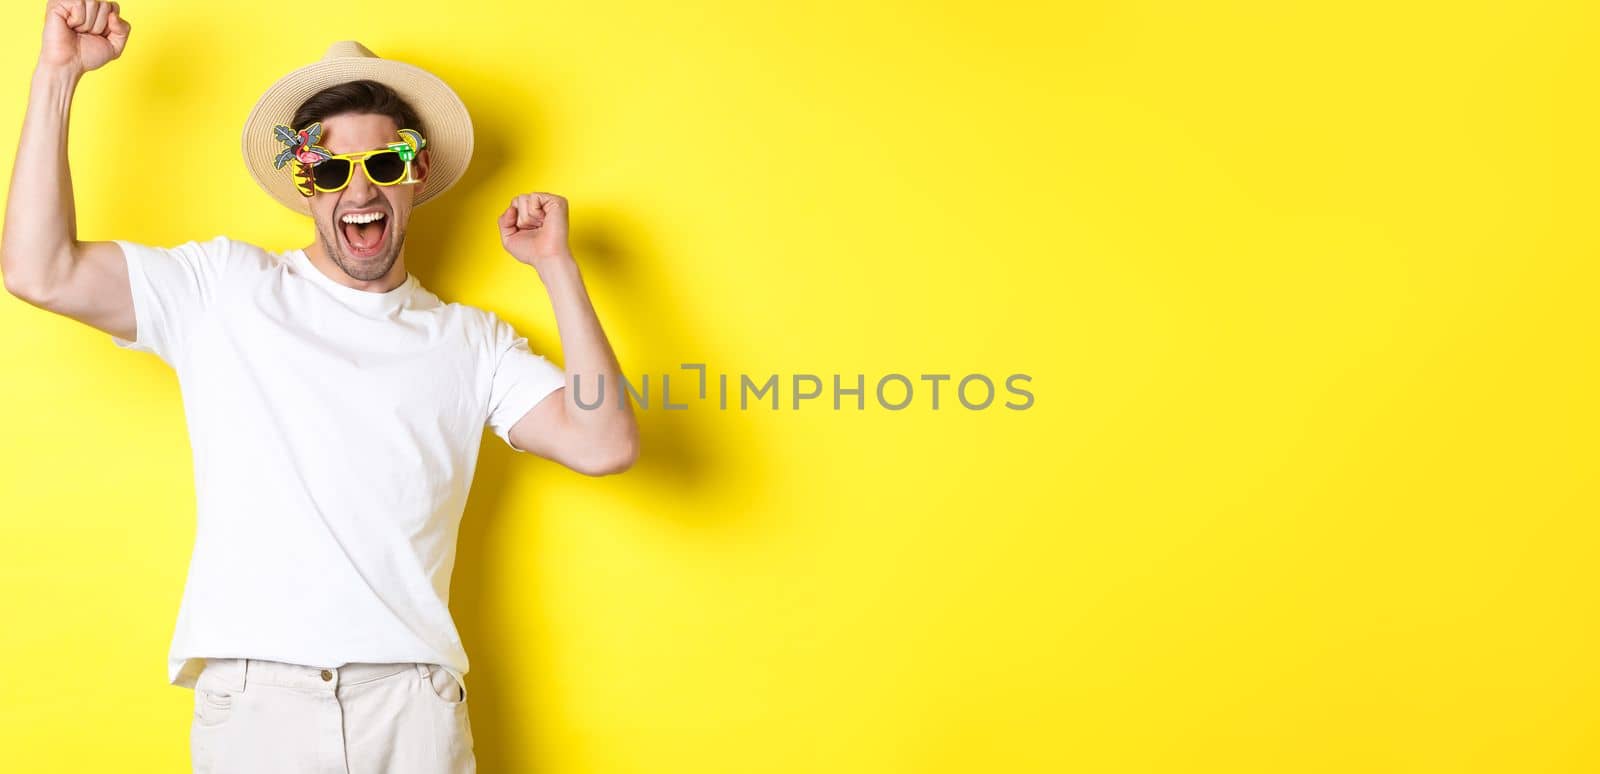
[412,147,431,183]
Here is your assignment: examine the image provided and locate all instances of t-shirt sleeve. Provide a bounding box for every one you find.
[484,312,568,451]
[108,235,237,366]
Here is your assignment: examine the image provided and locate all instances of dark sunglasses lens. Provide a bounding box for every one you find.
[365,152,407,184]
[312,159,351,190]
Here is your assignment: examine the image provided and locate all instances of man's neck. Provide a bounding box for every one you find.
[302,241,409,293]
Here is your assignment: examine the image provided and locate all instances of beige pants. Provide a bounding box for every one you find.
[190,657,476,773]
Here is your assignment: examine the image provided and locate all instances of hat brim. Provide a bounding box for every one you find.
[241,55,473,217]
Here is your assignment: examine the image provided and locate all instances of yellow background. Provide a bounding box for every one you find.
[1,0,1596,771]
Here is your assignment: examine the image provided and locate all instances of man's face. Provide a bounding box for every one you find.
[305,112,429,283]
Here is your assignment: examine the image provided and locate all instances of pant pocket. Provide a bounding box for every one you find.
[424,665,467,706]
[190,681,236,773]
[193,675,237,728]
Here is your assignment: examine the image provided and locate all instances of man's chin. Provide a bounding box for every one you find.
[335,252,395,281]
[318,224,404,282]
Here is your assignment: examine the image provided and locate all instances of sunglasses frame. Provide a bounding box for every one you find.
[308,148,420,194]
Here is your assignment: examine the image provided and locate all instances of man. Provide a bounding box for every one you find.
[1,2,639,772]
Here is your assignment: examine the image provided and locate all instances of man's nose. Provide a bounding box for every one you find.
[344,161,379,202]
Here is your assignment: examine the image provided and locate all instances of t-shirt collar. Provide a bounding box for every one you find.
[289,248,418,315]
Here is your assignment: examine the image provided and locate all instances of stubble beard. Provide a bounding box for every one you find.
[317,217,407,283]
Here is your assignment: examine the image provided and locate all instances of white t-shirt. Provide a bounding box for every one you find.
[110,236,567,690]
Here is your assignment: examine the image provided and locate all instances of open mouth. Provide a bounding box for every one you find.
[338,210,389,259]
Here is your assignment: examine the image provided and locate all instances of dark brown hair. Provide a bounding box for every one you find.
[290,79,425,137]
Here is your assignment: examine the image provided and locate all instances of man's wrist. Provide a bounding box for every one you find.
[531,251,583,291]
[530,250,577,274]
[33,62,83,89]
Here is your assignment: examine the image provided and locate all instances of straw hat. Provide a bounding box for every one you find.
[240,41,474,216]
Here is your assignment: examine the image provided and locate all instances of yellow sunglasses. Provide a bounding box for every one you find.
[275,124,427,196]
[307,148,420,193]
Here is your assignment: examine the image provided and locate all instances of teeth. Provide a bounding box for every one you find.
[340,212,386,225]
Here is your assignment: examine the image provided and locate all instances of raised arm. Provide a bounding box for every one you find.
[497,193,640,476]
[0,0,134,338]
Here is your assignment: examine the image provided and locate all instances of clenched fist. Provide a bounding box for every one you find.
[40,0,131,75]
[498,192,572,268]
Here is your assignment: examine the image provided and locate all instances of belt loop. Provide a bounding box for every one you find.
[414,662,431,682]
[214,658,246,694]
[240,658,251,692]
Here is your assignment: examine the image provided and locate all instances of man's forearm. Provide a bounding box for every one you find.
[535,253,638,445]
[1,65,81,297]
